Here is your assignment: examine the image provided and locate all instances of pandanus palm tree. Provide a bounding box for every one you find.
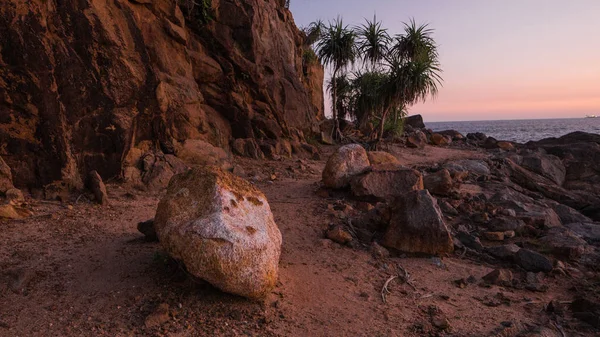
[356,15,390,70]
[315,17,357,140]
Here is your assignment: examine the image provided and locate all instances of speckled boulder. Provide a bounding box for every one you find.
[322,144,370,189]
[154,166,282,299]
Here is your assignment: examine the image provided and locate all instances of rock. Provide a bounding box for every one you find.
[486,244,520,260]
[488,217,526,232]
[406,130,427,148]
[482,269,513,286]
[553,204,592,224]
[0,204,32,220]
[570,298,600,328]
[455,231,484,251]
[322,144,370,189]
[0,156,14,194]
[515,249,553,272]
[370,242,390,258]
[177,139,232,170]
[444,159,490,176]
[497,141,514,151]
[430,133,449,146]
[438,200,459,216]
[43,181,70,202]
[437,130,464,141]
[483,232,505,241]
[145,303,170,328]
[565,222,600,244]
[232,139,264,159]
[350,168,423,200]
[423,169,453,196]
[521,154,566,186]
[4,188,24,204]
[539,227,587,260]
[404,115,425,129]
[326,226,353,245]
[367,151,400,167]
[504,230,515,238]
[87,171,109,205]
[137,219,158,242]
[320,132,334,145]
[382,190,453,255]
[154,166,282,299]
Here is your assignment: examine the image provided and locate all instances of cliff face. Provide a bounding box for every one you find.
[0,0,324,189]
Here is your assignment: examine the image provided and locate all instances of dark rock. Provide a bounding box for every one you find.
[570,298,600,328]
[438,200,459,216]
[565,222,600,244]
[137,219,158,242]
[515,249,553,272]
[467,132,487,142]
[430,133,449,146]
[482,269,513,286]
[5,188,24,204]
[0,156,14,194]
[437,130,464,141]
[486,244,520,261]
[320,132,334,145]
[423,169,453,196]
[488,216,526,232]
[553,204,592,224]
[406,130,427,148]
[444,159,490,176]
[382,190,453,255]
[351,168,423,200]
[455,231,484,251]
[521,154,566,186]
[87,171,109,205]
[322,144,370,189]
[539,227,587,260]
[404,115,425,129]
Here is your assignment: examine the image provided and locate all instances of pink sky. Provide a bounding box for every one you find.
[290,0,600,122]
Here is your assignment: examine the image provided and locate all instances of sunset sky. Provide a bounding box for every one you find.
[290,0,600,122]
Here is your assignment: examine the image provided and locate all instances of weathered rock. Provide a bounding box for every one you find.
[0,204,33,220]
[482,269,513,286]
[4,188,24,204]
[0,156,14,194]
[322,144,370,189]
[539,227,587,260]
[406,130,427,148]
[438,200,459,216]
[176,139,232,169]
[145,303,170,328]
[430,133,449,146]
[232,139,264,159]
[154,166,282,299]
[351,169,423,200]
[565,222,600,244]
[404,115,425,129]
[483,232,505,241]
[444,159,490,176]
[437,130,464,141]
[553,204,592,224]
[367,151,400,167]
[497,141,515,151]
[486,244,520,260]
[455,231,484,251]
[326,226,353,245]
[467,132,487,142]
[515,249,553,272]
[488,217,526,232]
[87,171,109,205]
[382,190,453,255]
[137,219,158,242]
[0,0,324,189]
[423,169,453,196]
[521,154,566,186]
[320,132,334,145]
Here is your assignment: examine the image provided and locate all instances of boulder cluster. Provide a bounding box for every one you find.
[319,132,600,307]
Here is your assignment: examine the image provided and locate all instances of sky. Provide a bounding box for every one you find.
[289,0,600,122]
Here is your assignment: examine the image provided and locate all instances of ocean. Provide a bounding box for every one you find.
[426,118,600,143]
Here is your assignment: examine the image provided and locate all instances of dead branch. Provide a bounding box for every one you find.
[381,275,397,303]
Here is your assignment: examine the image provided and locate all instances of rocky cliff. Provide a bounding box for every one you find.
[0,0,324,189]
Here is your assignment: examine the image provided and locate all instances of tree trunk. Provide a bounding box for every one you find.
[330,68,342,141]
[377,109,390,145]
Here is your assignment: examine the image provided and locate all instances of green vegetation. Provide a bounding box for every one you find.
[309,16,443,144]
[179,0,213,25]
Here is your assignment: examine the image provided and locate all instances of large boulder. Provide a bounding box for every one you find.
[444,159,490,177]
[430,133,449,146]
[176,139,232,170]
[553,204,592,224]
[87,171,109,205]
[521,154,566,186]
[154,167,282,299]
[565,222,600,244]
[382,190,453,255]
[322,144,370,189]
[404,115,425,129]
[0,156,14,194]
[406,130,427,149]
[515,249,553,272]
[351,168,423,200]
[423,169,453,196]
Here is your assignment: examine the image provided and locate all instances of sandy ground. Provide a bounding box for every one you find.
[0,145,594,336]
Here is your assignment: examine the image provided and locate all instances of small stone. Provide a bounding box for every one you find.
[326,226,353,245]
[503,230,515,239]
[138,219,158,242]
[473,212,489,223]
[370,242,390,258]
[483,232,505,241]
[88,171,109,205]
[516,249,553,272]
[455,231,484,251]
[356,201,375,212]
[144,303,170,328]
[482,269,513,286]
[5,188,24,203]
[500,208,517,217]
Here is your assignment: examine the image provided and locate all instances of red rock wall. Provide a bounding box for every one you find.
[0,0,324,188]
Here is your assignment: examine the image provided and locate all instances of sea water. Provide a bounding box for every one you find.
[426,118,600,143]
